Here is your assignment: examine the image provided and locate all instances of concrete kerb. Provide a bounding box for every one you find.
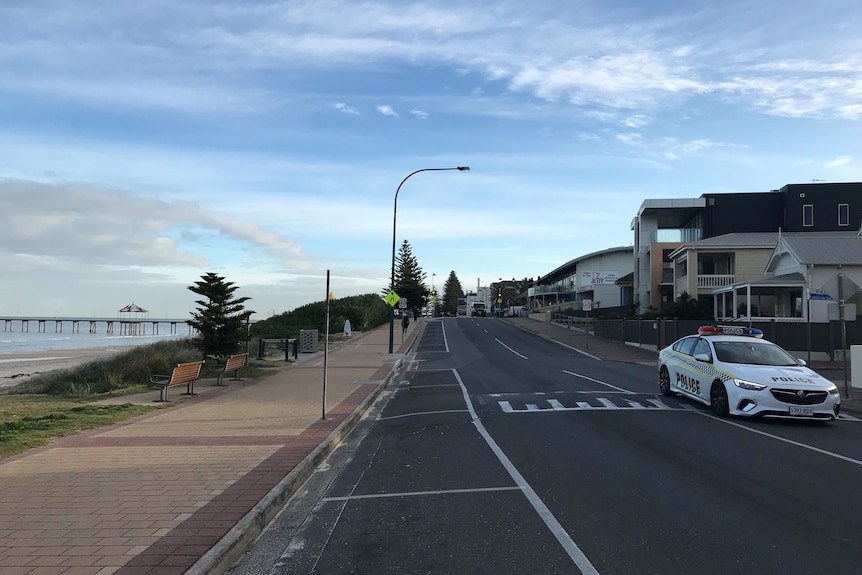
[187,358,403,575]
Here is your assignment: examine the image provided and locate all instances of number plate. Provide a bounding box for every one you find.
[789,406,814,416]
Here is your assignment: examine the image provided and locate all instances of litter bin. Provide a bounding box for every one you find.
[299,329,319,353]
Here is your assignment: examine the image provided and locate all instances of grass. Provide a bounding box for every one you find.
[0,340,282,460]
[0,396,156,459]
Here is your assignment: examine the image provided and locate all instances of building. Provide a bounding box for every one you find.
[713,233,862,322]
[631,182,862,314]
[527,246,633,313]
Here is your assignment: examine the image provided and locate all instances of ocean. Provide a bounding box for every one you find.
[1,322,194,354]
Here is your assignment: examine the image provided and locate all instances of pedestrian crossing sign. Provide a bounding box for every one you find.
[385,291,400,307]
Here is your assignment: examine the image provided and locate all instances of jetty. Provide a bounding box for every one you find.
[1,316,193,335]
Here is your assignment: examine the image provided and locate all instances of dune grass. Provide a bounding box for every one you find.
[0,340,280,460]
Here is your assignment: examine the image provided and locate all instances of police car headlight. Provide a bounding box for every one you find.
[733,378,767,391]
[827,384,839,396]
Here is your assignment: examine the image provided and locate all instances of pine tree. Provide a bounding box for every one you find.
[393,240,429,314]
[187,272,253,360]
[442,271,463,315]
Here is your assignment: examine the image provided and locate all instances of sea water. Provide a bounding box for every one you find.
[0,323,193,354]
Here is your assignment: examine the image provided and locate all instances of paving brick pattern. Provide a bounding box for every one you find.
[0,322,414,575]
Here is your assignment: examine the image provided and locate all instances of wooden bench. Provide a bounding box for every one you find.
[214,353,248,386]
[149,360,204,402]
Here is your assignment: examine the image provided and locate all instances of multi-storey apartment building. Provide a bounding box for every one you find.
[631,182,862,314]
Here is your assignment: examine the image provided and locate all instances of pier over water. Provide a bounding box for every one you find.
[1,317,193,336]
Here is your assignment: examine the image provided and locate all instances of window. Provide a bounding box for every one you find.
[692,338,711,359]
[839,203,849,226]
[674,337,697,355]
[803,204,814,227]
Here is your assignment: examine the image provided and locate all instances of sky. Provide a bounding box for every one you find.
[1,0,861,320]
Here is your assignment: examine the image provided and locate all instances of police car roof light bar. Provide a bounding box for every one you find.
[698,325,763,338]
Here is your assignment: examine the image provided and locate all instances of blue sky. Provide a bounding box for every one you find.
[1,0,861,319]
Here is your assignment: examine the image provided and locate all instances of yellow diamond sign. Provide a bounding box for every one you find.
[385,291,401,307]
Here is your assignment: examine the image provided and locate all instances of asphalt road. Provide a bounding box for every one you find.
[229,317,862,575]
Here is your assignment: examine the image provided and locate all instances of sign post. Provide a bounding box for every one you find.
[582,299,592,348]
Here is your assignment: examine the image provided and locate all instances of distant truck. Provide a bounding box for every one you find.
[470,301,487,317]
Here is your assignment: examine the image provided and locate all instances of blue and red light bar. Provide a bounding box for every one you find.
[698,325,763,338]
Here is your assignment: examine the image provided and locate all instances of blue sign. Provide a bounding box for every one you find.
[809,293,832,301]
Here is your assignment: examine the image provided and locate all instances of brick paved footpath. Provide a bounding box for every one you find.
[0,320,419,575]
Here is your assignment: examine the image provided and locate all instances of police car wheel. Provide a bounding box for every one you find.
[658,366,674,396]
[710,380,730,416]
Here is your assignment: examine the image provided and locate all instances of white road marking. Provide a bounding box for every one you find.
[693,411,862,467]
[405,383,462,389]
[497,397,685,413]
[548,399,566,410]
[441,321,450,352]
[562,370,633,393]
[322,486,523,502]
[377,409,470,421]
[454,369,601,575]
[645,398,672,409]
[495,338,528,359]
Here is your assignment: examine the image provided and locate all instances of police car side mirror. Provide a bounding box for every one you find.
[694,353,711,363]
[796,358,807,366]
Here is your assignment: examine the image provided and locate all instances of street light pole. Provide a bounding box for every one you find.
[432,273,437,318]
[389,166,470,353]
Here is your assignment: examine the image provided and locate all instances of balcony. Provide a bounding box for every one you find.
[697,274,735,288]
[528,285,573,297]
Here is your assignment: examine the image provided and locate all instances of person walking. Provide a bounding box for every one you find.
[401,312,410,341]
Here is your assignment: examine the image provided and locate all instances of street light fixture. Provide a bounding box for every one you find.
[389,166,470,353]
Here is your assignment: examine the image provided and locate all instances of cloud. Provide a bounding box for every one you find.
[826,155,853,168]
[622,114,650,128]
[3,1,860,121]
[377,105,399,117]
[334,102,360,115]
[410,109,429,120]
[0,178,308,268]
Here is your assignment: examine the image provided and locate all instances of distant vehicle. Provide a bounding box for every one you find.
[657,325,840,420]
[470,301,487,317]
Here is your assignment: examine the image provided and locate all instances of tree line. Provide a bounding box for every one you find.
[186,240,468,359]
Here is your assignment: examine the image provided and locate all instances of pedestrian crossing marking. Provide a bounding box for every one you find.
[493,394,861,421]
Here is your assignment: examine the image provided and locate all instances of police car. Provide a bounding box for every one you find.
[657,325,840,420]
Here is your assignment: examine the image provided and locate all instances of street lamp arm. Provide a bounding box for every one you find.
[389,166,470,353]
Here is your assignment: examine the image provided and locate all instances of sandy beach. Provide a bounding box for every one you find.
[0,348,124,389]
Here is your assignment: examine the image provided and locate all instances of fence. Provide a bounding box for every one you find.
[592,318,862,361]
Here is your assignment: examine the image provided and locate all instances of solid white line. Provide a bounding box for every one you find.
[550,339,603,360]
[495,338,528,359]
[441,321,450,352]
[693,411,862,467]
[321,486,523,502]
[406,383,462,389]
[377,409,470,421]
[453,369,601,575]
[562,370,634,393]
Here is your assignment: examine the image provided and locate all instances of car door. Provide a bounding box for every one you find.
[684,337,712,401]
[667,336,697,395]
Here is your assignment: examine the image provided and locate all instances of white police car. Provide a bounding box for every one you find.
[658,325,840,420]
